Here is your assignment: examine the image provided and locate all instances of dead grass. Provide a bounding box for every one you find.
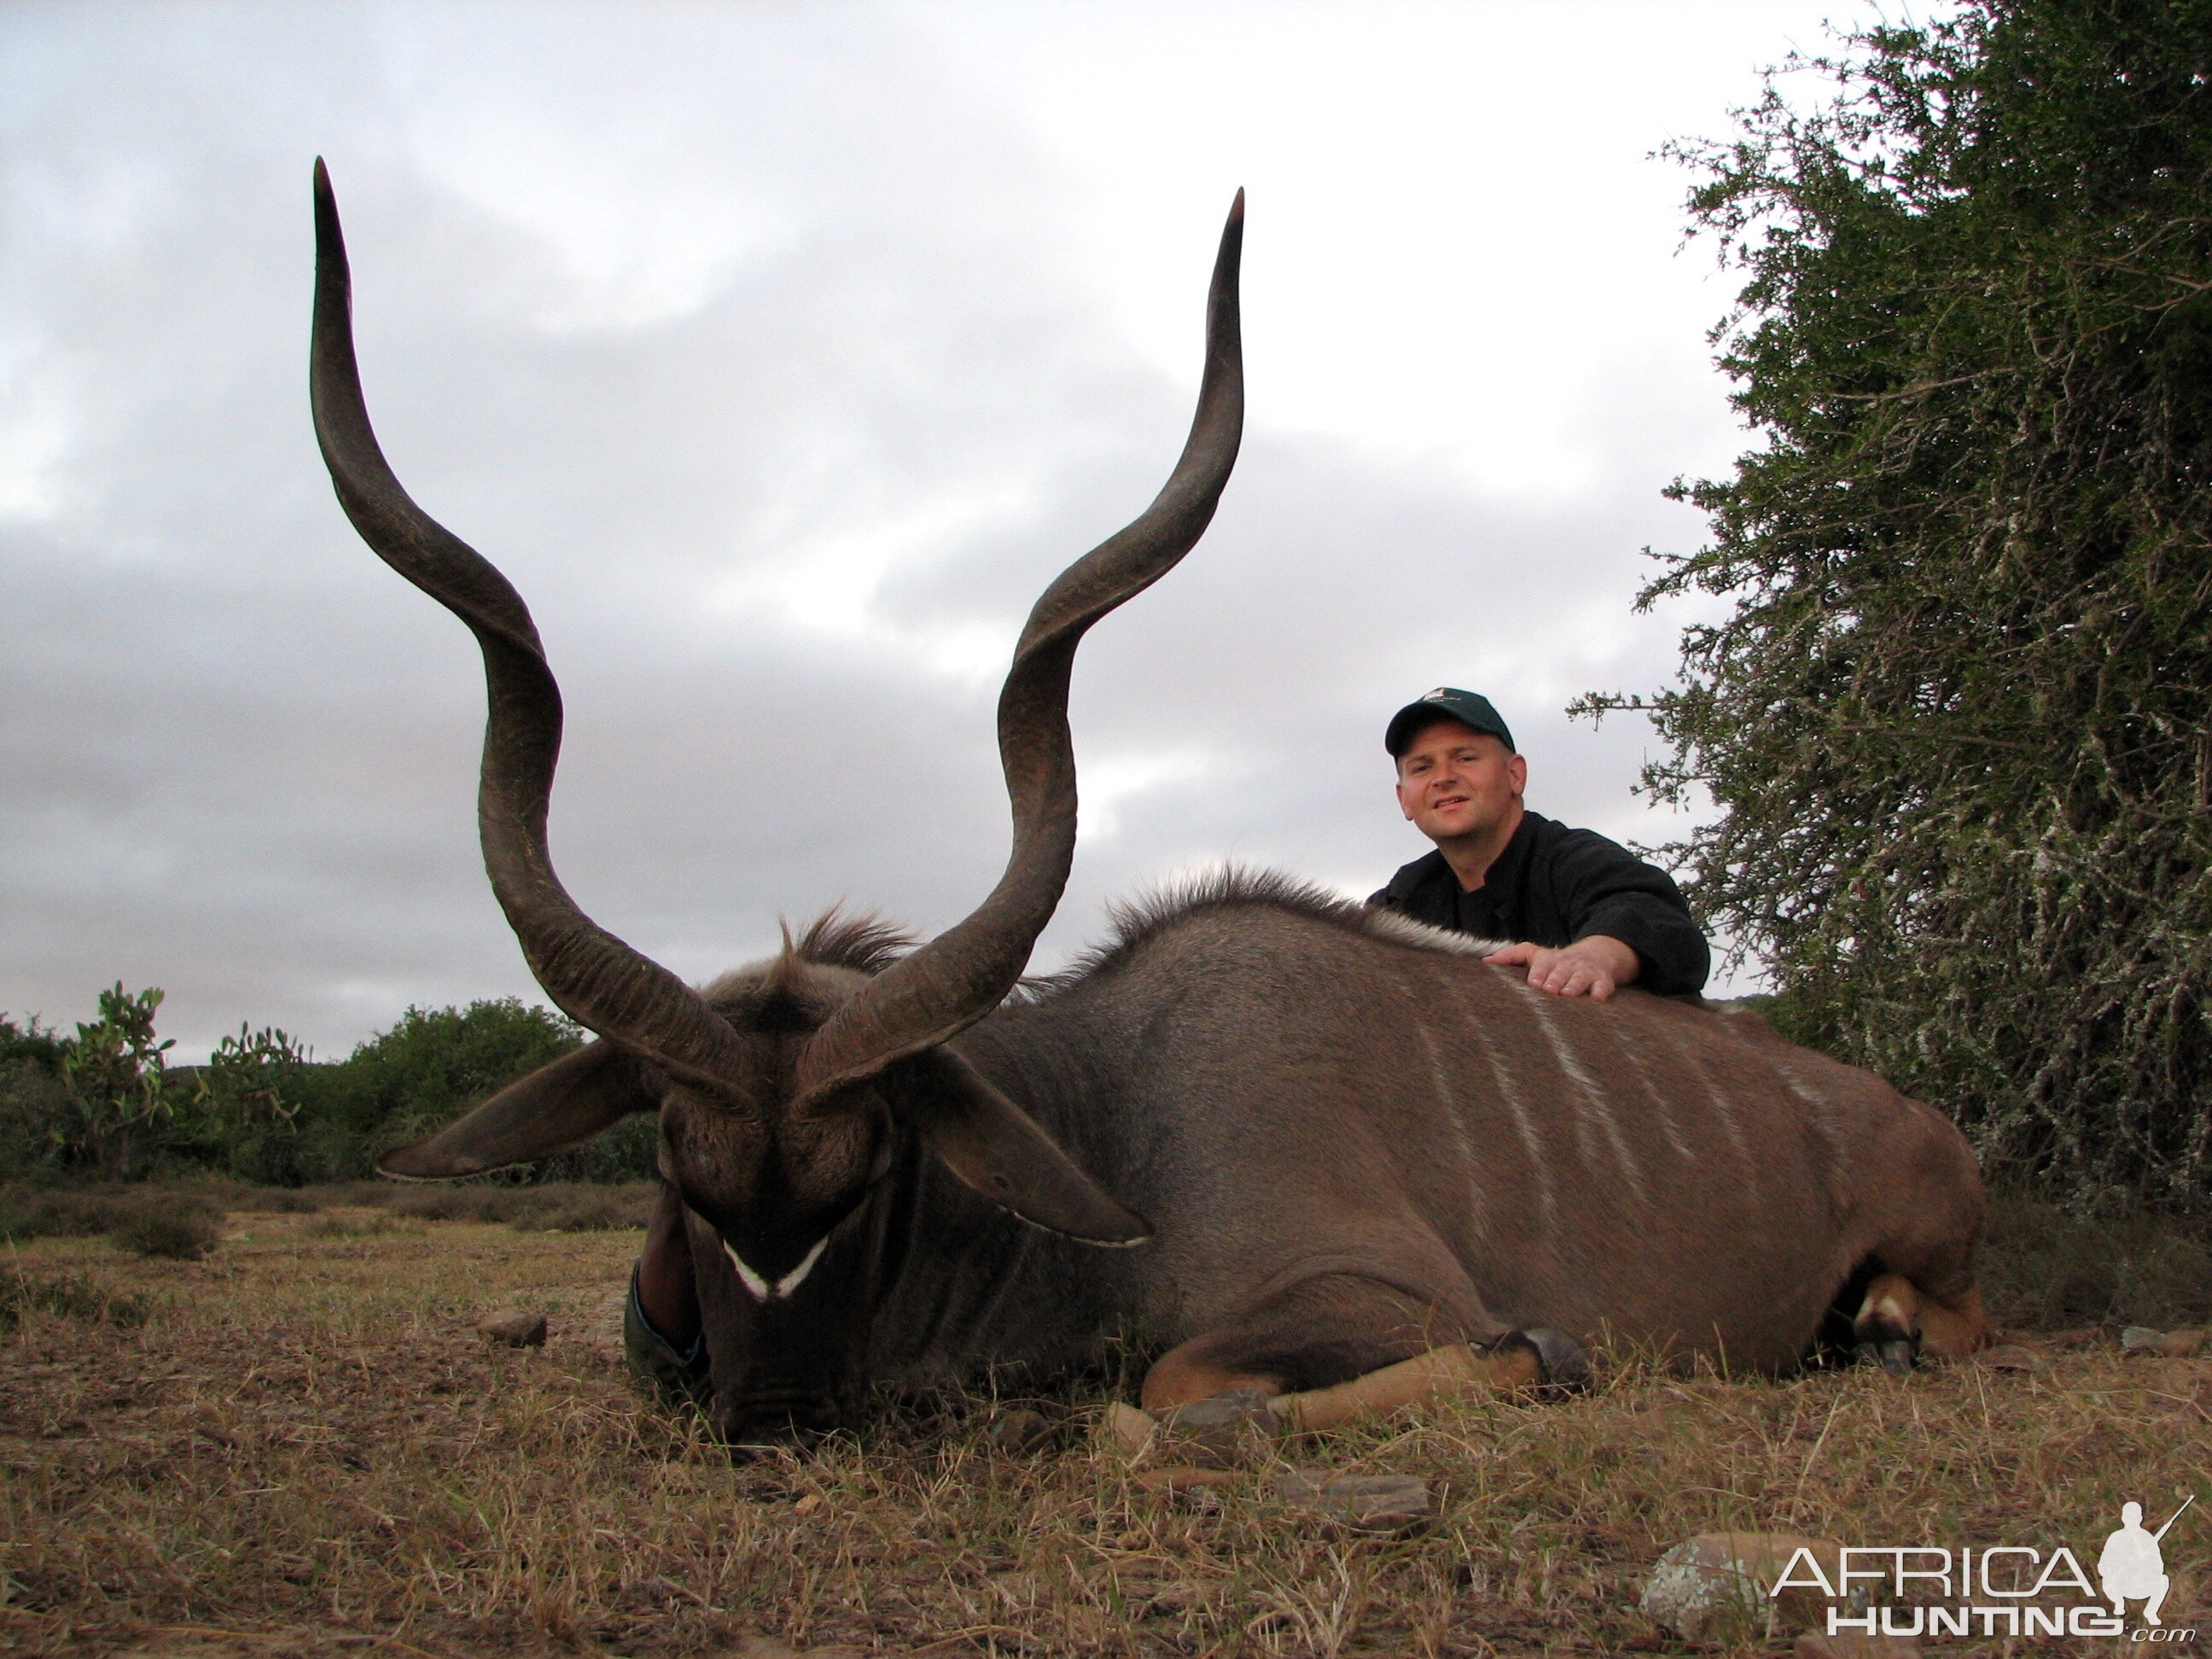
[0,1214,2207,1658]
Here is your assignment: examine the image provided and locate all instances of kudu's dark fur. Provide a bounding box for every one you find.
[310,164,1989,1444]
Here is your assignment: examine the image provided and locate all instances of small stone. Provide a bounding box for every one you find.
[981,1407,1055,1456]
[1153,1387,1281,1468]
[478,1310,548,1348]
[1099,1401,1156,1458]
[1642,1533,1858,1641]
[2157,1328,2206,1358]
[2122,1324,2168,1353]
[1975,1342,2049,1371]
[1272,1470,1432,1532]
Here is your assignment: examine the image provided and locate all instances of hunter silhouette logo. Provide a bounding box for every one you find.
[2102,1497,2194,1627]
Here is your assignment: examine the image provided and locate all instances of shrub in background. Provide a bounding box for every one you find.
[0,1016,71,1180]
[183,1025,315,1186]
[1977,1196,2212,1332]
[1582,0,2212,1211]
[0,1187,131,1243]
[111,1198,222,1261]
[387,1180,655,1231]
[56,986,177,1181]
[0,1269,149,1331]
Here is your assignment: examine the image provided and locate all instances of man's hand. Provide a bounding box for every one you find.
[1482,934,1639,1000]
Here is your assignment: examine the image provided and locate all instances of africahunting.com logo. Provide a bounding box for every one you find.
[1769,1496,2197,1641]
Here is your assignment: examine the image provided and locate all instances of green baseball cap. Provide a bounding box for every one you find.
[1385,688,1515,757]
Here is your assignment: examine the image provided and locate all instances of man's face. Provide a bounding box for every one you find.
[1395,719,1527,847]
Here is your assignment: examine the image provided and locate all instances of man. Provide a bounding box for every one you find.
[1370,688,1708,999]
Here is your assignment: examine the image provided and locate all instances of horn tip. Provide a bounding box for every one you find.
[313,158,341,245]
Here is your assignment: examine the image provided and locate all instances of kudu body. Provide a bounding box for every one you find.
[310,164,1989,1445]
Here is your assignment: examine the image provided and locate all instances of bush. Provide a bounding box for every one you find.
[387,1180,656,1231]
[387,1186,516,1224]
[1978,1193,2212,1331]
[0,1269,149,1331]
[0,1187,131,1242]
[183,1025,315,1185]
[111,1200,222,1261]
[0,1061,72,1179]
[7,991,654,1187]
[224,1185,320,1214]
[504,1183,656,1232]
[1586,0,2212,1209]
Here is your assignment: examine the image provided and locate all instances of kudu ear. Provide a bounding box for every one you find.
[377,1039,655,1179]
[887,1049,1152,1247]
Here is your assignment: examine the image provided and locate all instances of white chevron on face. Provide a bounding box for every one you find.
[722,1236,830,1302]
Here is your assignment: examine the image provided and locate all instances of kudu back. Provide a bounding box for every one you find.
[309,165,1988,1443]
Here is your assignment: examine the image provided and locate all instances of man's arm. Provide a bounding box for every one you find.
[1493,826,1709,998]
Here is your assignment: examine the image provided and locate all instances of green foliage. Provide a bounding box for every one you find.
[306,998,580,1141]
[55,985,177,1180]
[0,991,651,1187]
[0,1013,63,1071]
[187,1025,314,1185]
[0,1015,73,1181]
[294,998,656,1183]
[1581,0,2212,1209]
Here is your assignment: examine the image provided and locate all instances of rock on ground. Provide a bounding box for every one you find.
[1642,1532,1858,1642]
[476,1310,548,1348]
[1272,1470,1432,1532]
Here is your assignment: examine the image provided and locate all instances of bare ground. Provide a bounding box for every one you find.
[2,1211,2207,1658]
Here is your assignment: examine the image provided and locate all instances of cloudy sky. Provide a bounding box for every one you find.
[2,2,1880,1061]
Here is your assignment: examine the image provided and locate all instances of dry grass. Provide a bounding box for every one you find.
[1,1213,2207,1658]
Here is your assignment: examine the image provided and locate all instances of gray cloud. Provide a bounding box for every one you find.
[2,3,1763,1060]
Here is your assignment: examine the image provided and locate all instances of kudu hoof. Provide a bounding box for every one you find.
[1860,1336,1917,1375]
[1525,1326,1592,1389]
[1522,1326,1593,1392]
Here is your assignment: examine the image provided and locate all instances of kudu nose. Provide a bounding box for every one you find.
[719,1394,843,1455]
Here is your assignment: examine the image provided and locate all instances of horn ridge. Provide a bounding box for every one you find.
[793,189,1247,1109]
[308,159,752,1099]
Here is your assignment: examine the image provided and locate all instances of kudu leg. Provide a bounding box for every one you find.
[1845,1100,1993,1373]
[1852,1272,1991,1373]
[624,1185,710,1405]
[1140,1272,1586,1424]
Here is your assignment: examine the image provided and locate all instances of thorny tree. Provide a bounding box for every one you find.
[1578,0,2212,1210]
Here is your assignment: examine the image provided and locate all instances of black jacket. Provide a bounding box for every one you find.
[1369,810,1709,996]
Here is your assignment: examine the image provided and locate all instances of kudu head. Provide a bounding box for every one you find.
[307,161,1243,1441]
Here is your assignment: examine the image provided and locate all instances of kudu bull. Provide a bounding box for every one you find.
[309,162,1990,1446]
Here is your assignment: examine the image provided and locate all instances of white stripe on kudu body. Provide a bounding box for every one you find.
[1525,993,1650,1208]
[1452,992,1559,1233]
[723,1237,829,1303]
[1414,1019,1490,1235]
[1651,1018,1761,1202]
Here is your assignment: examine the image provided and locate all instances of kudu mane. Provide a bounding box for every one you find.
[1015,866,1507,1005]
